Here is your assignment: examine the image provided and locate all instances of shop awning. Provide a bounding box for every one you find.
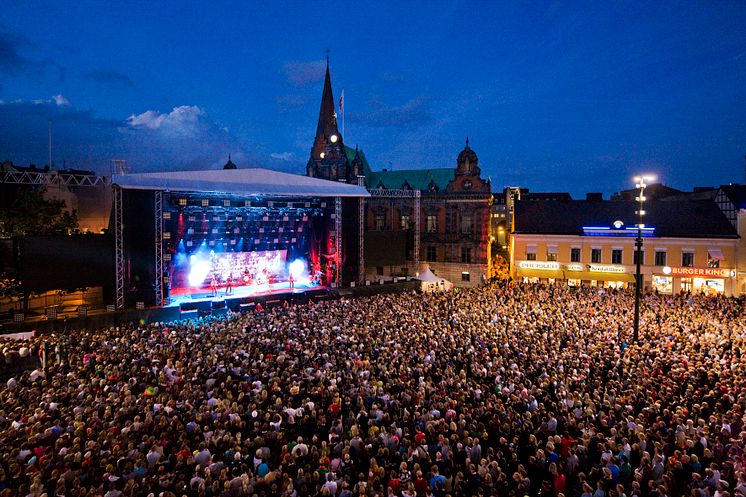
[707,249,724,260]
[516,268,565,279]
[565,271,636,282]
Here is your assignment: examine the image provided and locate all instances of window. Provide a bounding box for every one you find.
[375,214,386,230]
[547,246,558,262]
[633,250,645,265]
[223,200,231,207]
[426,215,438,233]
[526,247,537,261]
[461,272,470,282]
[591,248,602,263]
[427,246,437,262]
[682,251,695,267]
[654,250,667,266]
[400,215,411,230]
[570,248,581,263]
[612,249,623,265]
[178,198,187,206]
[201,199,209,207]
[707,250,722,268]
[461,247,472,264]
[460,215,472,234]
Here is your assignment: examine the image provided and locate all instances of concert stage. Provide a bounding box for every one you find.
[112,167,368,311]
[166,280,326,308]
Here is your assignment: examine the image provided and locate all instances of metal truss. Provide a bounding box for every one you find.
[369,188,421,270]
[414,190,421,270]
[357,177,365,284]
[335,196,342,287]
[113,185,124,310]
[154,191,163,307]
[1,170,109,187]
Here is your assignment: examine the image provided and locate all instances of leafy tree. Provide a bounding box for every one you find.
[0,188,78,237]
[0,272,21,299]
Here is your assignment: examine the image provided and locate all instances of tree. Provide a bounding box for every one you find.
[0,188,78,237]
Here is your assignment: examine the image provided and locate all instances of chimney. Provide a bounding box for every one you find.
[586,192,603,202]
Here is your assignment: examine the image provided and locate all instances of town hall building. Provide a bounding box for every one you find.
[306,61,493,286]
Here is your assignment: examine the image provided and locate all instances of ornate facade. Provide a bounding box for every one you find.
[306,62,492,286]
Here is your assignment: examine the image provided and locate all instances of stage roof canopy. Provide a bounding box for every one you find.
[113,168,369,198]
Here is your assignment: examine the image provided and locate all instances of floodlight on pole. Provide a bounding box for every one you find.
[633,174,656,343]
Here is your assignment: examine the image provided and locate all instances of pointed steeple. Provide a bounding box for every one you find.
[306,57,353,181]
[316,58,340,140]
[223,154,237,170]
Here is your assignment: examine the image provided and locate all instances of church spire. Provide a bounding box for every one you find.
[316,57,340,140]
[306,56,351,182]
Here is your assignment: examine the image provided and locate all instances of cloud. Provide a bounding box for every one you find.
[348,97,433,127]
[282,59,326,87]
[0,31,29,71]
[53,94,71,107]
[82,69,135,87]
[0,99,253,172]
[270,152,296,162]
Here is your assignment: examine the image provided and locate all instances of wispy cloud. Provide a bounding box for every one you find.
[82,69,135,87]
[270,151,296,162]
[53,94,70,107]
[0,98,252,171]
[348,97,432,127]
[282,59,326,87]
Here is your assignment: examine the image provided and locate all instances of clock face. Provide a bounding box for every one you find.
[463,179,473,190]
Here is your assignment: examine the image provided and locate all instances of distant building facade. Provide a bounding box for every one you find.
[305,62,491,286]
[511,199,741,296]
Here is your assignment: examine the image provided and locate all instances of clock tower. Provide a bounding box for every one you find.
[450,138,489,192]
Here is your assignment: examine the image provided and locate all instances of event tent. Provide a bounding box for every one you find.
[416,267,453,292]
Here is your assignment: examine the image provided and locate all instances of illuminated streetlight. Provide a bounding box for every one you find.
[633,175,655,343]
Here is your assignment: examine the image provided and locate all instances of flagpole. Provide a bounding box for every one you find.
[342,90,345,140]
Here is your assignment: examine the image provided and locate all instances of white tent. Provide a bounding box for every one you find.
[416,267,453,292]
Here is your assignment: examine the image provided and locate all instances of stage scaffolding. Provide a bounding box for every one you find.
[367,188,421,271]
[335,196,342,287]
[357,177,366,284]
[154,191,164,307]
[113,185,125,310]
[1,170,109,187]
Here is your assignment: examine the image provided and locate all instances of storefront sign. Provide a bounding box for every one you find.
[668,267,729,278]
[517,260,560,270]
[587,264,626,274]
[566,263,583,272]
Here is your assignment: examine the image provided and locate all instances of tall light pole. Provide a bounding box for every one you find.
[633,175,655,343]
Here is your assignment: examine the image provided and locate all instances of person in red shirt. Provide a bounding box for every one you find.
[413,470,428,497]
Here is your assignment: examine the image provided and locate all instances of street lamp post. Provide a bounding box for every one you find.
[633,175,655,343]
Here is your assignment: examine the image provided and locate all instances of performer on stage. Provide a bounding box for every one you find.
[225,273,233,295]
[210,274,218,297]
[288,273,294,288]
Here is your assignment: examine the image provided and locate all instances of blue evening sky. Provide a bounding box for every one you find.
[1,1,744,197]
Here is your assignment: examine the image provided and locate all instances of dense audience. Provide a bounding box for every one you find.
[1,283,745,497]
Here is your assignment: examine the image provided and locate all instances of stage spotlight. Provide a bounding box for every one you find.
[288,259,306,279]
[188,259,211,287]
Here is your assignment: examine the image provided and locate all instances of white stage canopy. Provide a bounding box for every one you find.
[113,168,369,198]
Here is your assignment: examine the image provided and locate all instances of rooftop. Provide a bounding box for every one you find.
[514,199,738,239]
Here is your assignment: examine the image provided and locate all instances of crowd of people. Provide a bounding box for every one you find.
[0,283,745,497]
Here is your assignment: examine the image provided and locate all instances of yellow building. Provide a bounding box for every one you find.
[511,199,740,296]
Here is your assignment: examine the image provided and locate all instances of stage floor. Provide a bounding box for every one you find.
[165,281,324,308]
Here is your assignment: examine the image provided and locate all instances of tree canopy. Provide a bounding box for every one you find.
[0,188,78,237]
